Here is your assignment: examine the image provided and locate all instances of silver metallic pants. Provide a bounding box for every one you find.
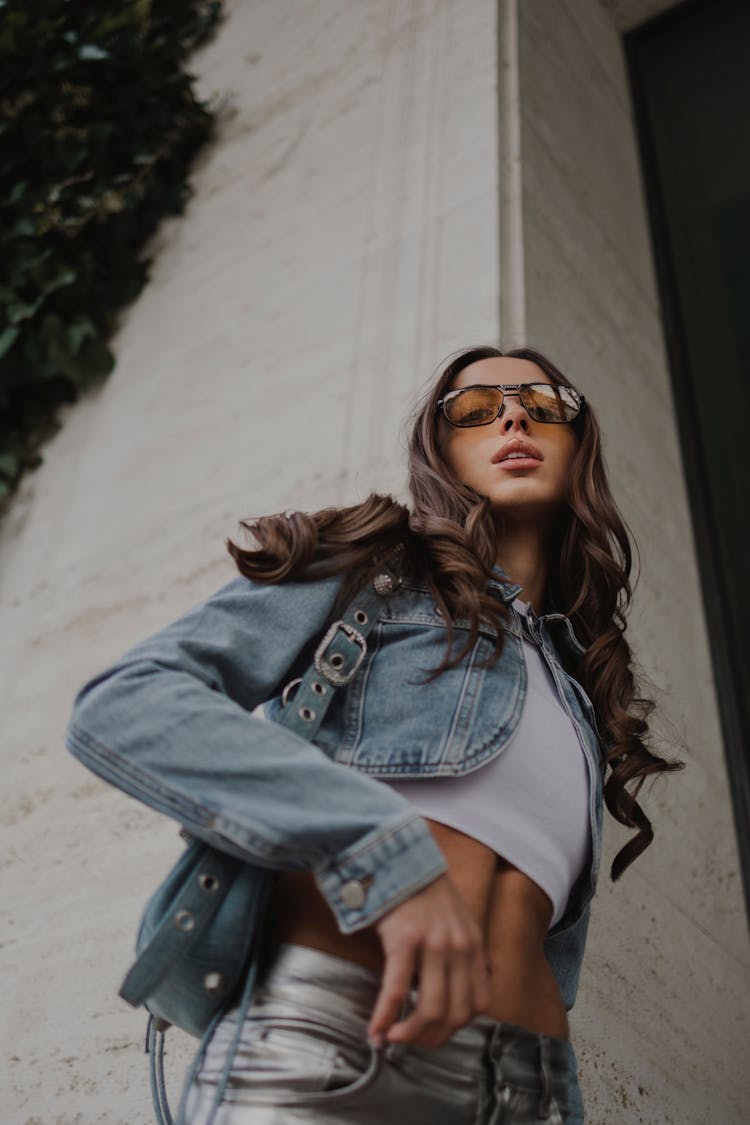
[184,942,572,1124]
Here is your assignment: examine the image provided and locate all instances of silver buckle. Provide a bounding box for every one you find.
[314,621,367,686]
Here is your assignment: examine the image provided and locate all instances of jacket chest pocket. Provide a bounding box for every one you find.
[321,617,526,777]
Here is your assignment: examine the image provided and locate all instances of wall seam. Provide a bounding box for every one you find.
[498,0,526,346]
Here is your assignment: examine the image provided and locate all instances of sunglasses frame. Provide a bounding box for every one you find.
[437,382,585,427]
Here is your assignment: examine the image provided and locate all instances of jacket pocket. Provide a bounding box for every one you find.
[323,615,526,777]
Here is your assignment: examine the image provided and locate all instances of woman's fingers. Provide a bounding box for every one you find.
[370,874,489,1048]
[386,944,448,1046]
[367,939,417,1045]
[383,932,488,1048]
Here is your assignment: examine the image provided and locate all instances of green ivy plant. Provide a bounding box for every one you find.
[0,0,223,511]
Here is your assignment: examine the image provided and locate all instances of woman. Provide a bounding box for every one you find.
[66,344,681,1124]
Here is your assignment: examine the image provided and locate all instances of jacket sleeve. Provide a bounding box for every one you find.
[64,572,448,934]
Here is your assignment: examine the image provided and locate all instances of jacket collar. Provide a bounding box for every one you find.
[489,564,587,659]
[539,613,587,659]
[487,564,523,603]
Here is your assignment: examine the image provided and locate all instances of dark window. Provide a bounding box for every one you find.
[625,0,750,919]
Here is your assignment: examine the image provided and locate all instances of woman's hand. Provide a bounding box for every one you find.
[367,873,490,1050]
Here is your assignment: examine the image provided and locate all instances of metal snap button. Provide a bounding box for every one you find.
[340,879,366,909]
[174,909,195,932]
[203,971,226,996]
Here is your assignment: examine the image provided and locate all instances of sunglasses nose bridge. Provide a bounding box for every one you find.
[497,389,533,426]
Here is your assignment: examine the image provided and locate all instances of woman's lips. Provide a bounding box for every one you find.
[492,438,544,464]
[494,454,541,468]
[495,456,543,471]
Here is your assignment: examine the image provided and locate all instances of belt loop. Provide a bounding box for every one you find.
[484,1025,510,1125]
[538,1036,552,1118]
[475,1025,496,1125]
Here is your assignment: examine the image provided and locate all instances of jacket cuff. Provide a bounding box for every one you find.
[314,812,448,934]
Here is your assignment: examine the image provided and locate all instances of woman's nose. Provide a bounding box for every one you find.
[500,398,531,431]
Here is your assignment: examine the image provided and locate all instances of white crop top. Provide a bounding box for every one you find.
[384,599,590,929]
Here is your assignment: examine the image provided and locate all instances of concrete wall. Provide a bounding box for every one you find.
[514,1,750,1122]
[2,1,747,1122]
[1,2,501,1121]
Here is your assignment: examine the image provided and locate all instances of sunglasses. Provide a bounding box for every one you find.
[437,383,585,427]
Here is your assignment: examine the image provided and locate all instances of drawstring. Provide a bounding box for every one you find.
[174,952,263,1125]
[145,1016,173,1125]
[143,951,263,1125]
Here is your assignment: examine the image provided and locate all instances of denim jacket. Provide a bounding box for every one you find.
[65,562,605,1118]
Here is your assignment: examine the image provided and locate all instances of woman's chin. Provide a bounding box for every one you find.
[488,494,566,527]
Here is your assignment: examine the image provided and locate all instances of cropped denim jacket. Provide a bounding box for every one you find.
[65,562,605,1116]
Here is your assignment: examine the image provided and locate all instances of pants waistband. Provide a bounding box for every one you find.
[256,942,572,1095]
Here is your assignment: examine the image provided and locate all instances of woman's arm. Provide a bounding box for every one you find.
[66,570,492,1047]
[64,572,449,934]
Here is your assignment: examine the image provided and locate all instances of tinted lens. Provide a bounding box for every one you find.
[521,383,580,423]
[442,387,502,426]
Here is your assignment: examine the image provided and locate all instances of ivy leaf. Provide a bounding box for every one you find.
[11,217,36,237]
[78,44,109,61]
[9,180,28,204]
[66,316,97,355]
[7,298,43,325]
[0,325,20,358]
[79,338,115,381]
[60,338,116,391]
[99,189,125,214]
[41,267,76,296]
[0,452,19,480]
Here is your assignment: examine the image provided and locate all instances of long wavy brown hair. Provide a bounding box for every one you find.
[227,344,683,881]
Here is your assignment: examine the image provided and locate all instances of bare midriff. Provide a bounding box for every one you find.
[267,819,570,1040]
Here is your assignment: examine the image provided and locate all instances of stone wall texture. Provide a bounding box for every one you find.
[2,1,747,1122]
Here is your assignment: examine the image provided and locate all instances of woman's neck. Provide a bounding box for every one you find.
[493,526,549,614]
